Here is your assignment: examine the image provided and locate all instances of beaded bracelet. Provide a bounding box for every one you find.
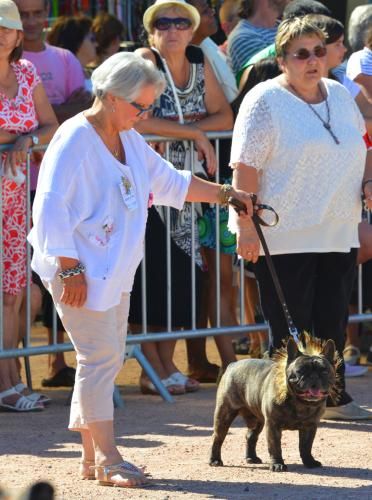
[58,263,86,282]
[219,184,234,206]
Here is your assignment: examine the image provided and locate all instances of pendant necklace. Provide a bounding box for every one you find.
[90,116,123,160]
[288,82,340,145]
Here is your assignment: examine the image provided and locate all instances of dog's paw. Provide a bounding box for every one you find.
[270,463,288,472]
[209,459,224,467]
[303,459,322,468]
[246,456,262,464]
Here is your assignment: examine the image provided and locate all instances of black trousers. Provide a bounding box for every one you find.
[253,250,358,406]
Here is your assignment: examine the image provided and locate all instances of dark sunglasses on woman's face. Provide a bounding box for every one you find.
[130,101,154,117]
[290,45,327,60]
[153,17,192,31]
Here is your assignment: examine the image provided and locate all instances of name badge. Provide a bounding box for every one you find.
[119,175,137,211]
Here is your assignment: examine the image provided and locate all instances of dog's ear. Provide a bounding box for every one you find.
[320,339,336,365]
[286,337,301,364]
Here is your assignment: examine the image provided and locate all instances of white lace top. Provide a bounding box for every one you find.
[229,78,367,255]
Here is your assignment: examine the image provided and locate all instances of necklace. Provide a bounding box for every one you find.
[288,82,340,145]
[89,115,123,160]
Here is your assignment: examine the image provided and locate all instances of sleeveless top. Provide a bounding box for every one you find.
[151,46,207,265]
[1,59,40,294]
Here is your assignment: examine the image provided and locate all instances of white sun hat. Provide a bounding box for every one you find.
[143,0,200,33]
[0,0,23,31]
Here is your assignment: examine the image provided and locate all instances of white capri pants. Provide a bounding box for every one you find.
[46,278,130,430]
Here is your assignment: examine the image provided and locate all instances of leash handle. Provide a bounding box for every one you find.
[228,196,300,344]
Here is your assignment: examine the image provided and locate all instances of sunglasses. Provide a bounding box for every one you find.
[153,17,192,31]
[130,100,153,117]
[289,45,327,60]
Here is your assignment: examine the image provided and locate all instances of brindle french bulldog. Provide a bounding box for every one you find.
[209,334,338,472]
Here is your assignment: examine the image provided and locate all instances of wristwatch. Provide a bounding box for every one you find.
[29,134,39,146]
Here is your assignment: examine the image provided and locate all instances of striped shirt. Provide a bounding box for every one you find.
[346,47,372,80]
[227,19,277,76]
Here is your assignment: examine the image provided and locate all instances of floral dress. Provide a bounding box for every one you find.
[1,59,40,294]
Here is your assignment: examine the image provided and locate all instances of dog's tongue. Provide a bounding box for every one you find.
[307,389,324,397]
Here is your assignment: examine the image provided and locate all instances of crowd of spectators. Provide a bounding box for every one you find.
[0,0,371,422]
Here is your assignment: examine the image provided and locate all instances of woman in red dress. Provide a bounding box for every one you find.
[0,0,58,411]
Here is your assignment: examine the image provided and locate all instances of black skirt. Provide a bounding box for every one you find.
[129,207,203,329]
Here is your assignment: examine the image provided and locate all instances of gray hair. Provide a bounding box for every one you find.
[91,52,166,101]
[348,5,372,52]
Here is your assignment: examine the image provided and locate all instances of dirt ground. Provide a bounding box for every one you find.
[0,327,372,500]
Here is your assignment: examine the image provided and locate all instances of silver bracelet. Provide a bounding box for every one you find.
[58,263,85,282]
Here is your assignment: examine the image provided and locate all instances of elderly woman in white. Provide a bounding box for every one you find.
[28,52,253,488]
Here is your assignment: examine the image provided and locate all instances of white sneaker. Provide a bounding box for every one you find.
[322,401,372,420]
[344,363,368,378]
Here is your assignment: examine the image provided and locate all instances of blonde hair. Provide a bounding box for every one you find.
[275,15,326,58]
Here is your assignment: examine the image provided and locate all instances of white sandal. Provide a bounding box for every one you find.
[14,383,52,405]
[140,376,185,395]
[0,387,44,412]
[170,371,200,393]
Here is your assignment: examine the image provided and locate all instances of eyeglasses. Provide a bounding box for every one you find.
[130,101,153,116]
[153,17,192,31]
[289,45,327,60]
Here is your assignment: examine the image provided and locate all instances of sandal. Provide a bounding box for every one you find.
[0,387,44,412]
[140,377,185,396]
[80,460,95,480]
[14,383,52,406]
[170,371,200,393]
[93,461,150,488]
[343,345,361,366]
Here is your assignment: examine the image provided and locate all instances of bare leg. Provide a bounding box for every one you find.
[130,324,168,380]
[86,420,147,487]
[357,220,372,265]
[157,338,178,375]
[18,283,42,344]
[0,290,36,406]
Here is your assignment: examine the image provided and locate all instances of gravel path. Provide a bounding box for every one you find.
[0,356,371,500]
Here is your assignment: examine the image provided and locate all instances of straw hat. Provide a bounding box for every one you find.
[143,0,200,33]
[0,0,23,30]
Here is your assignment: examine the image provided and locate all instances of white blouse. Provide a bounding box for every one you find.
[229,78,366,255]
[28,113,191,311]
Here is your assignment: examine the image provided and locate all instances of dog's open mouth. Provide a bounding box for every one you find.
[297,389,328,401]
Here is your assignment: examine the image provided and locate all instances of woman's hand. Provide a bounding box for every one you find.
[60,273,87,308]
[236,222,260,263]
[3,135,32,176]
[194,131,217,176]
[364,183,372,211]
[229,187,256,217]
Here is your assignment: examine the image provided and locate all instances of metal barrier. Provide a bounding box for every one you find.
[1,134,372,382]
